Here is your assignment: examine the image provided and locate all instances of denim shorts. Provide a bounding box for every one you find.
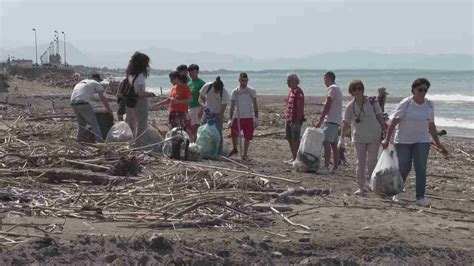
[323,122,339,143]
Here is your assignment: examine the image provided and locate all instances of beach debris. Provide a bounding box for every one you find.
[0,117,328,245]
[271,206,311,230]
[109,155,140,176]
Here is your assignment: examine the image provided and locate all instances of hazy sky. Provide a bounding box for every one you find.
[1,0,473,58]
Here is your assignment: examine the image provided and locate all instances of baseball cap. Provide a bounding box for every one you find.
[90,73,103,82]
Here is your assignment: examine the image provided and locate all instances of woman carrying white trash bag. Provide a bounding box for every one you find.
[382,78,448,207]
[339,80,387,196]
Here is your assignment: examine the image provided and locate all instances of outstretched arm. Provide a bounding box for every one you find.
[315,96,332,127]
[99,92,113,115]
[429,122,448,156]
[381,118,400,148]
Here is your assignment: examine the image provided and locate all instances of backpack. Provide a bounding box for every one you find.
[122,75,140,108]
[116,78,128,104]
[399,97,433,119]
[206,83,223,98]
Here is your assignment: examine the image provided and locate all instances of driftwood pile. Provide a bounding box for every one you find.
[39,73,83,89]
[0,118,331,246]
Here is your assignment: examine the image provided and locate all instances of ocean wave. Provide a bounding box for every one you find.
[435,117,474,129]
[428,94,474,103]
[147,87,171,94]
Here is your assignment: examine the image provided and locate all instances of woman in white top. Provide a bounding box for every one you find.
[382,78,448,207]
[339,80,387,195]
[124,52,156,142]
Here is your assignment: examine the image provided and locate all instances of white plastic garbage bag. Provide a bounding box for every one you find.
[196,123,220,159]
[106,121,133,143]
[293,127,323,172]
[135,126,164,152]
[162,127,192,159]
[370,144,404,196]
[187,143,202,161]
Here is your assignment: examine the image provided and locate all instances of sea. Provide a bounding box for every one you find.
[143,69,473,138]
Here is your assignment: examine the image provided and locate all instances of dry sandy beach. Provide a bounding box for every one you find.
[0,75,473,264]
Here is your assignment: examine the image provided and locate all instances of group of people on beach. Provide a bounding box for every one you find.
[70,51,449,207]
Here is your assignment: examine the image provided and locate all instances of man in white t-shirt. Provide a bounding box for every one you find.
[70,73,113,143]
[228,73,259,161]
[315,71,343,174]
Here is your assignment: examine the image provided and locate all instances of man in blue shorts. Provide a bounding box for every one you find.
[315,71,342,174]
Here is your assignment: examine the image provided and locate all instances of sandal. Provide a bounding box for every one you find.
[228,148,238,157]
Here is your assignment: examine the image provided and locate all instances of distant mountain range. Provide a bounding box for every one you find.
[1,43,473,71]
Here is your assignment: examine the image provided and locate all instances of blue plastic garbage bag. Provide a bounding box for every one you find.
[196,123,220,159]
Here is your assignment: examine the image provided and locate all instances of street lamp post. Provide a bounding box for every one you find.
[50,42,54,60]
[54,30,59,56]
[61,31,67,66]
[32,28,38,66]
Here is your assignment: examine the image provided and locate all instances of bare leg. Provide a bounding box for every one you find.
[232,137,238,150]
[323,141,331,168]
[191,124,199,142]
[288,139,298,160]
[228,136,239,157]
[331,142,339,170]
[243,139,250,157]
[125,107,137,137]
[294,139,300,159]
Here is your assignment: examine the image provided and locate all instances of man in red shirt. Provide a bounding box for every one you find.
[284,73,305,164]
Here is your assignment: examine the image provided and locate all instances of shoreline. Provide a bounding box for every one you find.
[3,77,472,139]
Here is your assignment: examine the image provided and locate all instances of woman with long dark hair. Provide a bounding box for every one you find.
[125,52,156,140]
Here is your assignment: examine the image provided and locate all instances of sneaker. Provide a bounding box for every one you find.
[392,193,402,202]
[283,159,294,165]
[317,167,330,175]
[415,197,431,207]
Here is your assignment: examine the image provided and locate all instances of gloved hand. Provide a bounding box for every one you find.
[338,138,345,148]
[253,117,259,128]
[227,120,233,128]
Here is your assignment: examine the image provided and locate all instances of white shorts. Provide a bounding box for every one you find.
[188,107,202,126]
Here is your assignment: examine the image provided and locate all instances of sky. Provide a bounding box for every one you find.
[1,0,473,59]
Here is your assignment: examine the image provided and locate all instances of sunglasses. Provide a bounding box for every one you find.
[417,88,428,93]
